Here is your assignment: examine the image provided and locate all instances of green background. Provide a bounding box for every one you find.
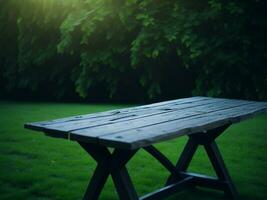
[1,0,266,102]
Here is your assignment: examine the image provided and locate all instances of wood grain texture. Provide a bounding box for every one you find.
[96,102,267,149]
[24,97,267,149]
[40,98,220,133]
[25,96,208,131]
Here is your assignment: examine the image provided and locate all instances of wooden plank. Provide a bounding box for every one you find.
[24,96,209,131]
[68,99,253,140]
[94,102,267,149]
[40,98,229,134]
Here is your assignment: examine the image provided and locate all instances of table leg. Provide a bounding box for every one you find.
[82,161,110,200]
[79,143,111,200]
[165,137,198,185]
[164,124,238,198]
[204,141,237,198]
[78,142,139,200]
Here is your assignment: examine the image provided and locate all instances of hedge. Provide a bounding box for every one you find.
[1,0,266,102]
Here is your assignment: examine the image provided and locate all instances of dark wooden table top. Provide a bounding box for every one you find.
[25,97,267,149]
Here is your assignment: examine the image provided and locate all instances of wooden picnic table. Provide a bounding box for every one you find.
[25,97,267,200]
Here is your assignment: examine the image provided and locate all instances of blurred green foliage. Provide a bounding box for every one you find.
[0,0,266,102]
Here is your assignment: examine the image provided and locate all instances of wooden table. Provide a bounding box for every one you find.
[25,97,267,200]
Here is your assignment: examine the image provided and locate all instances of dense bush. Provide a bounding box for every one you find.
[1,0,266,102]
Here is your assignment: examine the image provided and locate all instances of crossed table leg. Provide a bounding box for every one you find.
[78,124,237,200]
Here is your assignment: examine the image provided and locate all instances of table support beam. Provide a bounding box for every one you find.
[140,176,194,200]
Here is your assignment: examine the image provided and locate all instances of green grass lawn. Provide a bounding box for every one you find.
[0,101,267,200]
